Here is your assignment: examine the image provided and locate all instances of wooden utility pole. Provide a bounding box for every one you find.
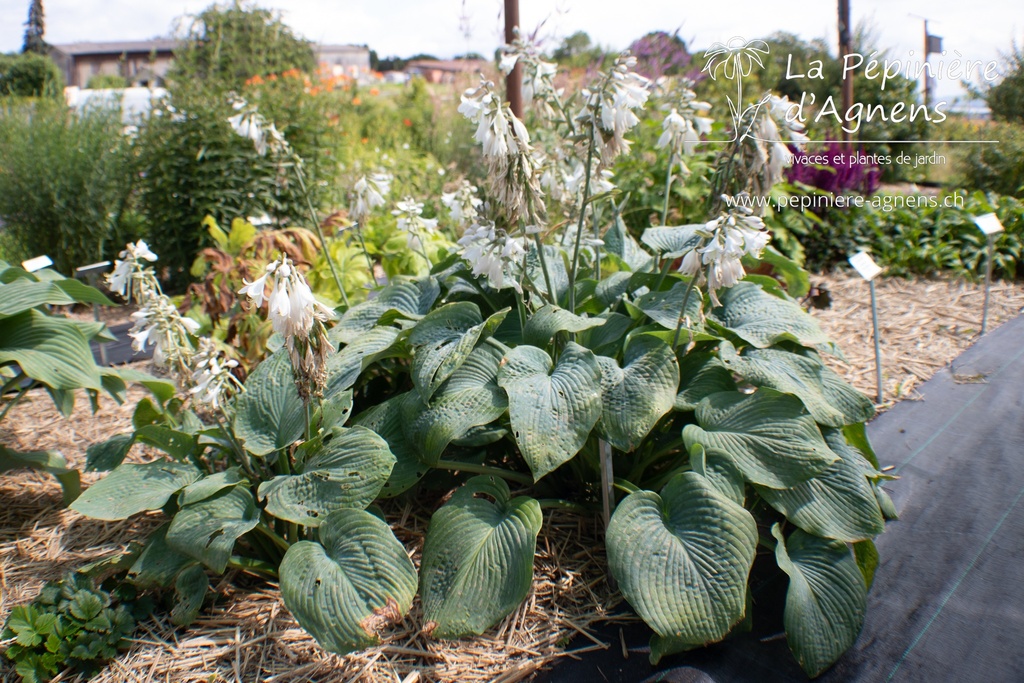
[838,0,854,142]
[923,20,931,108]
[504,0,522,117]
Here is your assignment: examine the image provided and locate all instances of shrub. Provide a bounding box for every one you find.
[0,52,63,97]
[85,73,128,89]
[0,100,137,273]
[956,120,1024,197]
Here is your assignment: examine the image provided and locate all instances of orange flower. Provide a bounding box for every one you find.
[245,74,264,86]
[369,87,380,96]
[361,137,369,144]
[403,118,412,127]
[309,86,321,95]
[352,96,362,105]
[268,73,278,81]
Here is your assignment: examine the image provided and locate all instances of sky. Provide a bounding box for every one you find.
[1,0,1019,99]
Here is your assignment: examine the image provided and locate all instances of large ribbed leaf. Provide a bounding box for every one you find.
[522,304,605,347]
[0,278,110,317]
[683,390,836,488]
[71,462,201,521]
[325,326,401,397]
[352,394,426,498]
[259,426,395,525]
[772,525,867,678]
[166,485,259,573]
[497,343,602,480]
[607,472,757,656]
[178,468,247,506]
[85,433,135,472]
[233,350,305,456]
[170,564,209,626]
[331,278,439,343]
[596,336,679,452]
[526,244,570,301]
[719,343,874,427]
[127,523,196,589]
[757,430,884,542]
[708,282,830,348]
[640,224,705,258]
[0,309,103,391]
[0,445,81,506]
[402,344,507,465]
[420,476,542,637]
[675,352,736,411]
[279,509,417,655]
[633,280,704,332]
[605,213,653,271]
[409,302,508,403]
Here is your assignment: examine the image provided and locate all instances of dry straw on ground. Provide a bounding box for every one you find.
[1,273,1022,682]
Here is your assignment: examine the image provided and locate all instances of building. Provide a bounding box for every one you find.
[406,59,489,84]
[49,39,178,88]
[316,44,371,78]
[49,40,371,88]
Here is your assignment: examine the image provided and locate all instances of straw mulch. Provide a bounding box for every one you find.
[809,273,1024,405]
[1,274,1023,682]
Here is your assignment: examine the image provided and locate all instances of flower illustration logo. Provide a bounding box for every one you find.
[702,37,770,81]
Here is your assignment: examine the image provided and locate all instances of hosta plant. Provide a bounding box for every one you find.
[68,38,893,680]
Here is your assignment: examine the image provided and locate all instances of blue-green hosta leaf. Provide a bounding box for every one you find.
[756,429,885,542]
[233,350,305,456]
[596,336,678,452]
[772,525,867,678]
[135,425,198,461]
[279,509,417,655]
[178,468,247,506]
[85,433,135,472]
[259,426,395,526]
[409,302,508,403]
[757,246,811,298]
[127,523,196,589]
[526,244,570,301]
[605,213,653,271]
[640,224,705,258]
[632,280,704,333]
[325,326,402,397]
[331,278,439,343]
[497,343,602,481]
[71,462,201,521]
[420,476,542,638]
[0,445,81,506]
[607,472,757,657]
[689,443,745,506]
[170,564,209,626]
[719,343,874,427]
[522,304,606,347]
[0,309,103,391]
[708,281,831,348]
[109,367,177,405]
[577,312,633,356]
[352,394,426,498]
[402,344,507,466]
[682,390,836,489]
[595,272,633,308]
[0,278,112,318]
[675,351,737,411]
[166,485,260,573]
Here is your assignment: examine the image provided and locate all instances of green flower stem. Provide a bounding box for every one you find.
[613,477,640,495]
[532,233,555,305]
[0,379,37,423]
[214,410,257,481]
[568,125,597,312]
[467,277,500,313]
[671,273,701,349]
[653,257,674,292]
[0,370,27,396]
[227,555,279,579]
[483,336,513,355]
[353,222,376,274]
[257,522,291,554]
[294,162,349,307]
[435,459,532,486]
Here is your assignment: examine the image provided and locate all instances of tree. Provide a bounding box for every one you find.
[980,42,1024,125]
[168,1,315,93]
[22,0,46,55]
[628,31,692,80]
[552,31,603,69]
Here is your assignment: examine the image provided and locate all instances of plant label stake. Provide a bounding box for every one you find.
[598,438,617,591]
[76,261,112,366]
[21,255,52,273]
[849,251,884,404]
[971,213,1004,335]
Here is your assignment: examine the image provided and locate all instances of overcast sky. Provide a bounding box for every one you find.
[1,0,1019,98]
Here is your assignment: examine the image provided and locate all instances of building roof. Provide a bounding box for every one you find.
[51,39,179,56]
[317,44,370,52]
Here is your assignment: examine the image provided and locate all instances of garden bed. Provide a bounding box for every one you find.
[2,273,1022,682]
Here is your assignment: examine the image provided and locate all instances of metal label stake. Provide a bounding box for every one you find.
[849,251,885,404]
[76,261,112,366]
[972,213,1004,336]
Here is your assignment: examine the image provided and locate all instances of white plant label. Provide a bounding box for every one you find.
[849,251,882,281]
[21,255,53,273]
[973,213,1004,236]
